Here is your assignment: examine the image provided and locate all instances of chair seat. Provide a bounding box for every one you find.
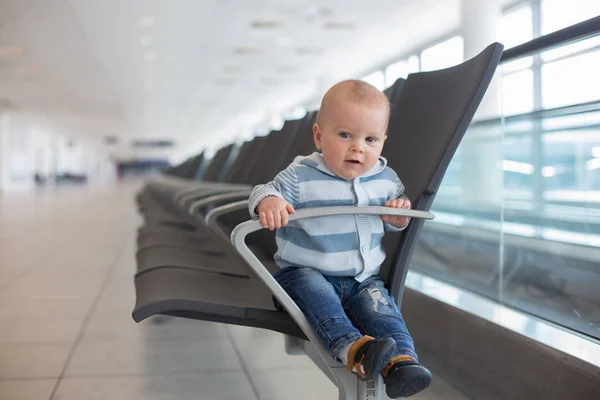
[137,232,225,254]
[136,245,248,277]
[133,266,307,339]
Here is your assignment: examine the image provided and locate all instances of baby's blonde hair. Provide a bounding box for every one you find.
[316,80,390,125]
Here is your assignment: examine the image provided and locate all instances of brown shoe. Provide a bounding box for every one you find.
[347,335,396,380]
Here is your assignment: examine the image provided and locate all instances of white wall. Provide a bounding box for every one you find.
[0,113,36,191]
[0,111,116,192]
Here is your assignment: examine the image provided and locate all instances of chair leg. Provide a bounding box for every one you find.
[333,367,392,400]
[284,334,306,355]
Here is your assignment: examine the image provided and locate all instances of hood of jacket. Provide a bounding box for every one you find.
[293,152,388,180]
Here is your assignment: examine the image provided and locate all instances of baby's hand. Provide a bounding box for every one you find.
[257,196,296,230]
[381,198,411,228]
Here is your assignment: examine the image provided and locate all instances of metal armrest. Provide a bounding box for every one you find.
[188,191,252,215]
[205,200,249,229]
[204,200,250,245]
[174,184,252,207]
[230,206,434,370]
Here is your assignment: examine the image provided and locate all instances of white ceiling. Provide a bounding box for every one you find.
[1,0,468,161]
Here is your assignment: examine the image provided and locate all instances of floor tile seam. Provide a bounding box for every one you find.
[58,367,247,379]
[225,327,262,400]
[47,241,129,400]
[243,365,322,373]
[0,226,114,290]
[0,342,79,347]
[0,375,62,381]
[0,340,78,346]
[0,251,55,293]
[70,336,237,344]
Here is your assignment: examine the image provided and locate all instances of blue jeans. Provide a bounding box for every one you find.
[273,266,417,361]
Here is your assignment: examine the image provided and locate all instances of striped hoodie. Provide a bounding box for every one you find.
[249,152,407,282]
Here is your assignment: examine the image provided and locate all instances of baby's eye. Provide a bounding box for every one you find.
[339,132,351,139]
[366,137,377,143]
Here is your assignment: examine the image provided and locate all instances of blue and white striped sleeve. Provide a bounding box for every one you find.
[248,163,300,219]
[384,170,409,232]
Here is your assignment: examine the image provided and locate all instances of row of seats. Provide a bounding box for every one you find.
[132,42,504,399]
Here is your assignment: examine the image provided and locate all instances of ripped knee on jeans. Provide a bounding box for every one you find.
[360,287,396,314]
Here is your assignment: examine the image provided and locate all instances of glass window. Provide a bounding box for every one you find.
[498,4,533,48]
[270,115,285,130]
[420,36,464,72]
[541,35,600,62]
[541,0,600,35]
[409,4,600,342]
[542,127,600,193]
[413,107,600,341]
[384,55,420,87]
[502,135,534,198]
[502,69,534,115]
[385,59,409,87]
[361,70,385,91]
[407,55,420,74]
[502,57,534,74]
[284,106,307,119]
[541,49,600,109]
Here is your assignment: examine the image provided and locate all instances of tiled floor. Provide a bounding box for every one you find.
[0,181,470,400]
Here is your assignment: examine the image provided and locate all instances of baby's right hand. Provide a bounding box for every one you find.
[257,196,295,230]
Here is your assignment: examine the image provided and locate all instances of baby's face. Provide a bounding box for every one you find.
[314,100,388,180]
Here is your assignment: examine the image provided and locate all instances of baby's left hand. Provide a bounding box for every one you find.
[381,198,411,228]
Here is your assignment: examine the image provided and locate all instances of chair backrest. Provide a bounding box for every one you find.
[252,114,312,184]
[163,159,189,177]
[163,152,203,178]
[384,77,407,105]
[285,111,317,160]
[193,151,210,180]
[184,153,206,179]
[380,43,504,301]
[201,144,236,182]
[236,135,272,184]
[227,113,314,187]
[224,119,305,186]
[225,137,268,183]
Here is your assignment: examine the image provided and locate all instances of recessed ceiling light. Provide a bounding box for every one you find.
[233,46,262,55]
[141,36,153,46]
[141,16,155,26]
[306,6,333,19]
[0,47,24,57]
[250,20,283,29]
[261,78,279,86]
[307,6,320,16]
[144,51,156,61]
[296,47,323,55]
[216,78,237,86]
[275,65,296,73]
[222,64,244,73]
[324,21,356,30]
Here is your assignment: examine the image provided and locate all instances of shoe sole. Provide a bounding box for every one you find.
[385,365,432,398]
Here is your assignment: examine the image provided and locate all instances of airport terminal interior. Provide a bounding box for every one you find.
[0,0,599,399]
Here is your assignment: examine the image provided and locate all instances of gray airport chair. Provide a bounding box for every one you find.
[133,43,504,400]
